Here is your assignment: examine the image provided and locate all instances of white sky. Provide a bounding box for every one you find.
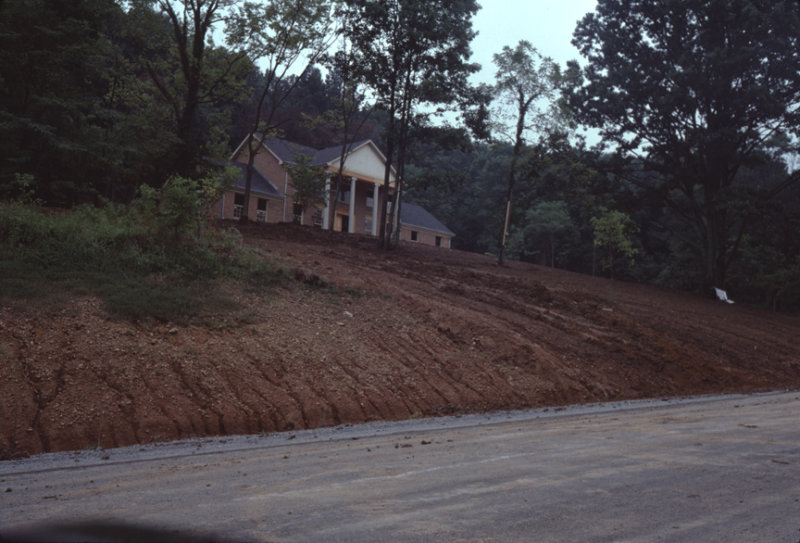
[217,2,598,82]
[469,0,598,83]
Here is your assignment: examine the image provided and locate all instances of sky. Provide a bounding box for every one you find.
[469,0,598,84]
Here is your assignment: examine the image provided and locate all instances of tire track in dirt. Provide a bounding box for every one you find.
[0,328,42,457]
[326,355,383,421]
[364,329,429,418]
[246,354,299,431]
[197,354,265,435]
[396,295,541,407]
[233,353,286,432]
[3,224,800,457]
[390,328,459,409]
[408,285,583,406]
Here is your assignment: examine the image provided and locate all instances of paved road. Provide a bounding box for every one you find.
[2,391,799,542]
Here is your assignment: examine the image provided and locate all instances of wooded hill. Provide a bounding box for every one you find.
[1,0,799,311]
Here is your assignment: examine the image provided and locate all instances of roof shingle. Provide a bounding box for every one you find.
[400,203,455,237]
[227,161,282,197]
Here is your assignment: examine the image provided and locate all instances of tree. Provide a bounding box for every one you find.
[320,42,376,234]
[569,0,800,290]
[727,155,800,310]
[286,153,326,223]
[0,0,255,205]
[591,208,639,279]
[226,0,336,222]
[269,66,339,147]
[491,40,562,265]
[340,0,480,248]
[143,0,250,177]
[407,142,510,254]
[0,0,131,203]
[508,201,577,267]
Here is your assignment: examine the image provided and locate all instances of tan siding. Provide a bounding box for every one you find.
[224,140,389,231]
[233,148,290,222]
[400,227,452,248]
[215,190,283,223]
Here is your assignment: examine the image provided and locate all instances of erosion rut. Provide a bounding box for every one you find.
[2,223,799,458]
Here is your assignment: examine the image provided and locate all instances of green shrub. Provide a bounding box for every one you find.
[0,179,286,322]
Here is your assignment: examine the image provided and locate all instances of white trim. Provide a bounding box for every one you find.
[323,140,397,186]
[324,140,397,178]
[400,223,455,238]
[348,177,356,234]
[372,184,379,236]
[230,134,283,166]
[323,176,331,230]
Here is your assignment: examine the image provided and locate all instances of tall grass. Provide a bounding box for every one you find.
[0,177,287,322]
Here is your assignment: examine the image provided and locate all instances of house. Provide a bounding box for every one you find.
[215,136,393,235]
[214,136,455,248]
[398,203,455,249]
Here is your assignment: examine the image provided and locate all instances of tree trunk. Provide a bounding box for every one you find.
[240,135,258,223]
[498,95,528,266]
[377,80,398,250]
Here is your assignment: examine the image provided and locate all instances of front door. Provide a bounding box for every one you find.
[336,213,350,233]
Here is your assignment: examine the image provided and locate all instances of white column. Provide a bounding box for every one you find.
[348,177,356,234]
[323,176,331,230]
[372,183,380,236]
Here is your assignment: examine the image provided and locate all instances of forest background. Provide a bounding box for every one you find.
[1,0,799,312]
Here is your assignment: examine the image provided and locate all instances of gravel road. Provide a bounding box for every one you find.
[2,391,799,542]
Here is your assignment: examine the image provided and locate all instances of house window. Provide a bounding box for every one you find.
[256,198,267,223]
[292,202,303,224]
[366,195,374,208]
[435,236,442,247]
[365,218,373,234]
[233,193,244,219]
[410,230,418,242]
[313,209,323,227]
[338,189,350,203]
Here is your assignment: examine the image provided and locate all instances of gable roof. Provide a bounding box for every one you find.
[314,139,373,165]
[230,135,395,185]
[227,161,282,198]
[260,138,321,165]
[233,136,374,166]
[400,203,455,237]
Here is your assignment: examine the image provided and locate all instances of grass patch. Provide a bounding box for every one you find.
[0,184,289,322]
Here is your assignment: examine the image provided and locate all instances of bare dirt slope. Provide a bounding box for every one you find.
[2,223,799,459]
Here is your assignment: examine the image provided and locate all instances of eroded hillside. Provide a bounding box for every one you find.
[2,223,798,458]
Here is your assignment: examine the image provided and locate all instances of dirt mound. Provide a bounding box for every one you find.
[2,222,798,458]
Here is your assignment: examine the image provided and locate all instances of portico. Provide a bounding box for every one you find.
[323,174,384,236]
[320,141,394,235]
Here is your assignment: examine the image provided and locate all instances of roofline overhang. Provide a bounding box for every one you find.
[231,135,398,183]
[400,223,455,237]
[229,134,285,165]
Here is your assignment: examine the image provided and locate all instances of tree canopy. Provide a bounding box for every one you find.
[339,0,480,247]
[3,0,800,311]
[568,0,800,289]
[490,40,562,265]
[225,0,336,221]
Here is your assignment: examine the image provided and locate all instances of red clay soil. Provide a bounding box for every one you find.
[1,223,799,459]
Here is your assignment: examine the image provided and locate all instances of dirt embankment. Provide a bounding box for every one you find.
[2,223,799,458]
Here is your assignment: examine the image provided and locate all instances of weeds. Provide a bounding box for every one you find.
[0,177,288,322]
